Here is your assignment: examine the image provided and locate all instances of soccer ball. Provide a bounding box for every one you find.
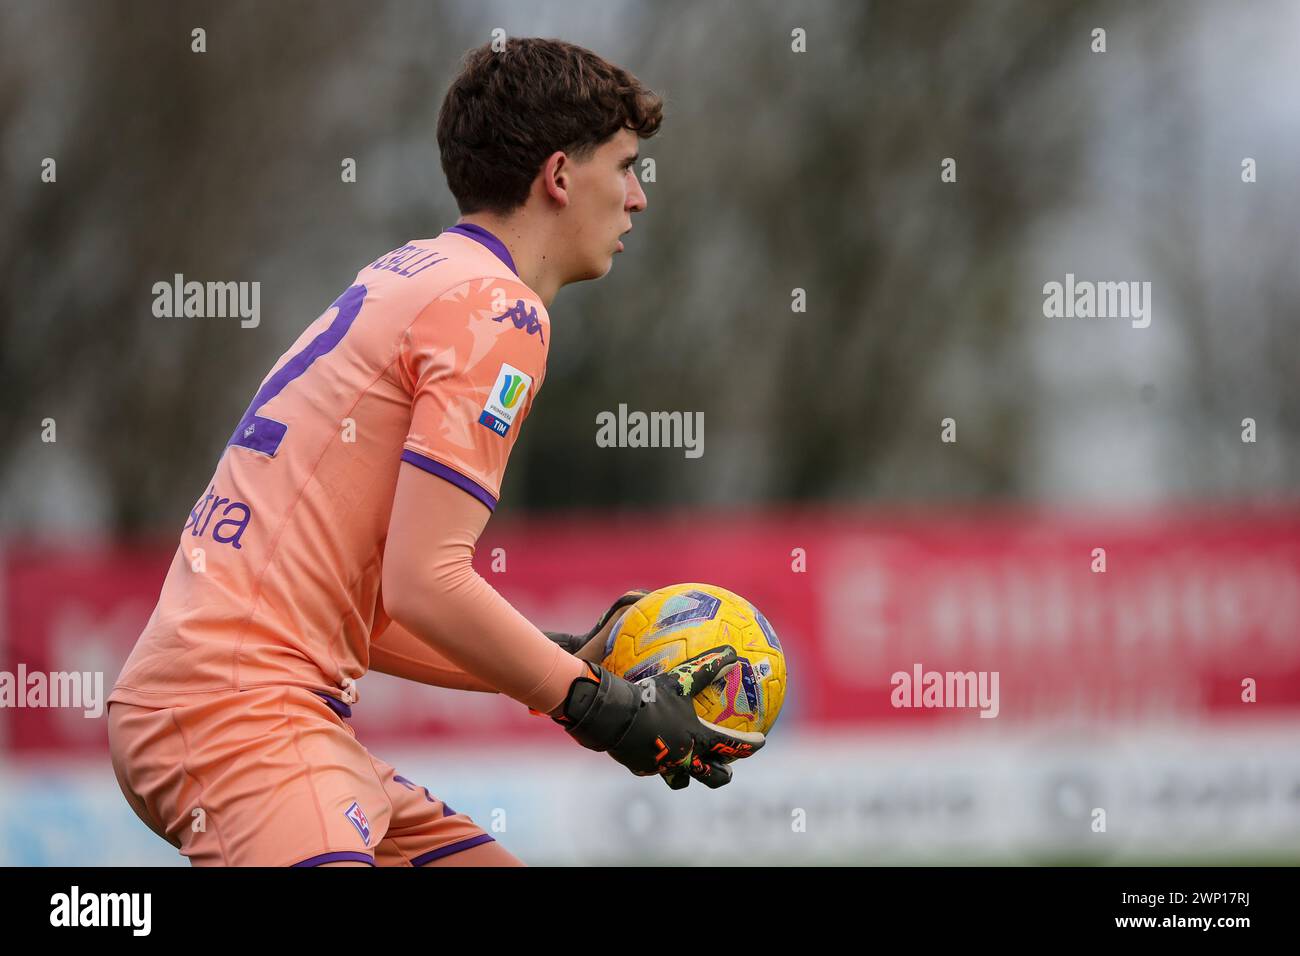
[601,583,786,737]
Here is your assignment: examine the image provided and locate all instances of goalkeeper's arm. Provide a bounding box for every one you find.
[368,618,501,693]
[381,461,585,713]
[381,463,760,788]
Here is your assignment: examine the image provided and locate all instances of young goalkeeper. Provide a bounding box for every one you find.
[106,37,763,867]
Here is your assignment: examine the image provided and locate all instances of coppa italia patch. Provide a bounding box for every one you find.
[479,363,532,437]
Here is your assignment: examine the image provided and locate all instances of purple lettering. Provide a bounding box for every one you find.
[199,496,229,536]
[399,252,447,277]
[212,502,251,549]
[190,489,216,535]
[184,485,214,532]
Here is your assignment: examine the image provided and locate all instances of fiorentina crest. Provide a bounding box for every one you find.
[344,801,371,845]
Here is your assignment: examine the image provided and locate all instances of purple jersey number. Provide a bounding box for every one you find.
[228,284,368,457]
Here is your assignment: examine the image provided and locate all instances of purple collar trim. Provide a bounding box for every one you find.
[445,222,518,276]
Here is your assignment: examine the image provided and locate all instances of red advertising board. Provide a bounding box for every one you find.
[3,507,1299,753]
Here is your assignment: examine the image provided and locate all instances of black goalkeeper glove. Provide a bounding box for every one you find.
[551,646,766,790]
[543,588,649,655]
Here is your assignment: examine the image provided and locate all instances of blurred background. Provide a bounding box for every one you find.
[2,0,1299,865]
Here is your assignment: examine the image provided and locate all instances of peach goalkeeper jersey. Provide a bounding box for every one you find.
[109,224,550,708]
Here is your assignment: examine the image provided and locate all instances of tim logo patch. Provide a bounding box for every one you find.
[344,801,371,846]
[479,363,532,438]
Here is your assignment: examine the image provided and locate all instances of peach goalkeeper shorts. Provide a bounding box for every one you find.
[107,684,505,866]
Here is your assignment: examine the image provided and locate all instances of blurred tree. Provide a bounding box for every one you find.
[1,0,1296,537]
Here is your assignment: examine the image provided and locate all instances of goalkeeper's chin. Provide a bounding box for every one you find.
[569,243,620,283]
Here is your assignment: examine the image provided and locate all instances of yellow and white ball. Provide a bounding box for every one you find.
[601,583,786,737]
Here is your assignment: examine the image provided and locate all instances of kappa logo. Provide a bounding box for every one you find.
[344,801,372,845]
[492,299,545,344]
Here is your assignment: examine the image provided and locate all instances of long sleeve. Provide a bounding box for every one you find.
[369,617,501,693]
[381,460,584,714]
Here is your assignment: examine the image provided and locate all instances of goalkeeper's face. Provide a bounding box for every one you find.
[564,127,647,281]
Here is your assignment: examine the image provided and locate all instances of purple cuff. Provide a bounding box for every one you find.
[292,851,375,867]
[400,449,497,512]
[411,833,496,866]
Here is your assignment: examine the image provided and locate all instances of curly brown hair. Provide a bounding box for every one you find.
[437,37,663,215]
